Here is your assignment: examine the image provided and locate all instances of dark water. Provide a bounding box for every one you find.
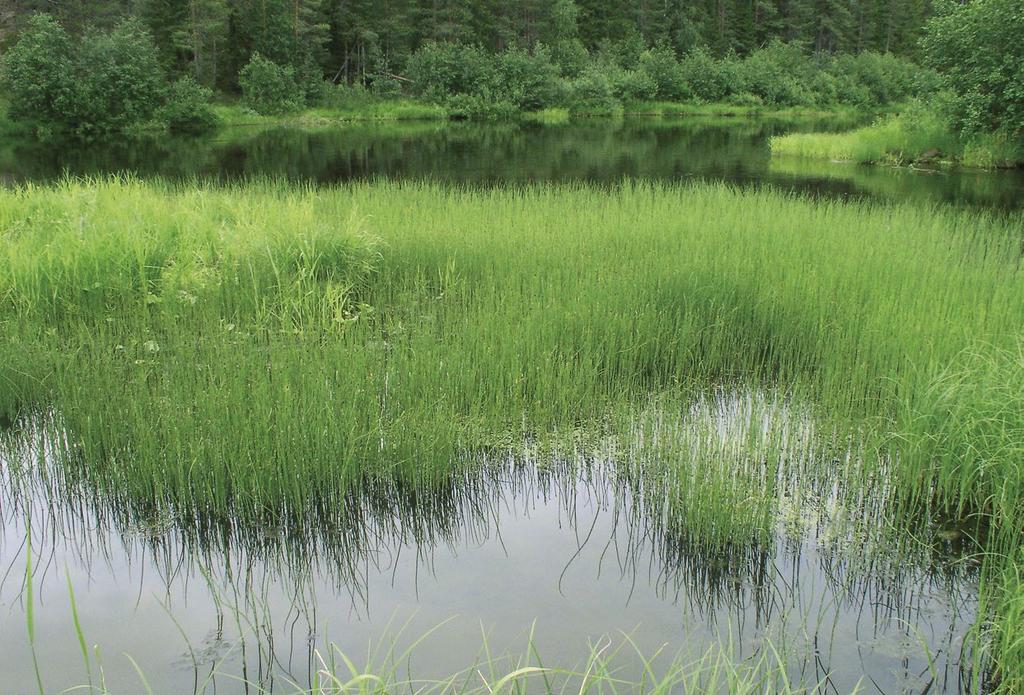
[2,117,1022,209]
[0,393,982,694]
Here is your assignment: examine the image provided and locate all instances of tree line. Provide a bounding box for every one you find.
[1,0,933,92]
[0,1,1019,144]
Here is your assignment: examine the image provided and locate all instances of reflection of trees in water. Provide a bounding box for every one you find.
[0,119,1018,209]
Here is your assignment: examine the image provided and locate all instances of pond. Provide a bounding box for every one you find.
[2,116,1022,209]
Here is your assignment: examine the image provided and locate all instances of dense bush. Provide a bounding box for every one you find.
[406,42,494,104]
[678,48,740,104]
[446,93,518,120]
[737,42,817,106]
[370,75,403,98]
[549,38,589,78]
[832,52,920,107]
[316,81,376,109]
[566,68,621,116]
[0,14,74,132]
[607,65,658,103]
[73,19,166,135]
[159,77,220,133]
[494,47,562,111]
[239,53,305,115]
[398,37,931,118]
[638,45,688,101]
[407,42,562,114]
[921,0,1024,136]
[1,13,223,136]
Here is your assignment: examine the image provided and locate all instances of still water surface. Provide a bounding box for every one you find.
[1,391,981,693]
[2,116,1022,208]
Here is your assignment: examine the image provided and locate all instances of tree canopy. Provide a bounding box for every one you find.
[1,0,936,91]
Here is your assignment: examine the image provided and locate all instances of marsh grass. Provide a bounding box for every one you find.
[212,101,450,127]
[1,177,1022,688]
[770,109,1023,168]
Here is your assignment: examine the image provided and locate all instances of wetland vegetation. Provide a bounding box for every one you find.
[1,176,1023,692]
[1,1,1023,693]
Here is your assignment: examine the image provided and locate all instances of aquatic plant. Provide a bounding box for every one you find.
[1,177,1022,687]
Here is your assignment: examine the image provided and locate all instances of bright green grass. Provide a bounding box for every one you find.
[771,109,1023,168]
[213,100,449,127]
[1,178,1023,688]
[627,101,864,120]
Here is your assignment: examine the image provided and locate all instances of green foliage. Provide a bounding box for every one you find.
[370,75,403,99]
[638,45,687,102]
[446,94,518,120]
[1,13,201,136]
[405,41,494,105]
[736,41,817,106]
[158,76,220,133]
[493,47,562,111]
[406,42,562,116]
[921,0,1024,136]
[831,51,925,107]
[73,18,166,135]
[238,53,305,115]
[0,14,74,132]
[609,67,658,103]
[549,38,590,78]
[566,68,622,116]
[678,48,740,103]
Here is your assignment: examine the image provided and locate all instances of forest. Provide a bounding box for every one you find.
[2,0,936,88]
[1,0,1019,168]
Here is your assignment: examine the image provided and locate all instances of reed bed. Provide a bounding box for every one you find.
[1,177,1022,689]
[770,109,1023,168]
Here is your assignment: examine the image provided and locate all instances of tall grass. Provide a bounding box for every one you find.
[770,107,1023,168]
[1,177,1022,686]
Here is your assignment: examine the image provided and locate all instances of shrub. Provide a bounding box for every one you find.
[239,53,304,115]
[922,0,1024,136]
[159,76,219,133]
[406,42,494,104]
[0,13,74,132]
[610,67,658,103]
[72,18,166,135]
[549,38,589,78]
[1,14,165,136]
[493,46,561,111]
[370,75,403,99]
[445,93,517,120]
[736,41,817,107]
[831,52,921,106]
[726,92,764,108]
[566,68,622,116]
[316,81,375,109]
[638,45,687,101]
[678,48,740,103]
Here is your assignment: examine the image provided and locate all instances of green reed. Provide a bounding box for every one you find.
[1,176,1022,688]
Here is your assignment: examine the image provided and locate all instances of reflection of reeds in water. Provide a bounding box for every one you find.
[1,390,982,691]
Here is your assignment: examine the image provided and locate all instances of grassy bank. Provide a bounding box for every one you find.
[1,178,1022,688]
[213,99,450,127]
[625,101,866,120]
[213,98,865,128]
[771,108,1024,168]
